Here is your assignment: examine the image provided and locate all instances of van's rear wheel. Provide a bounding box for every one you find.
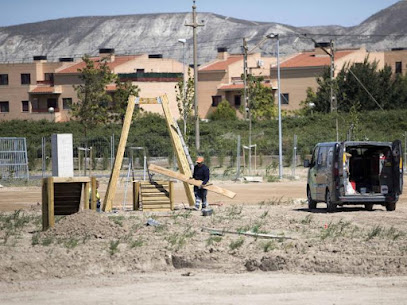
[307,187,317,209]
[365,203,374,211]
[386,202,396,211]
[326,190,336,213]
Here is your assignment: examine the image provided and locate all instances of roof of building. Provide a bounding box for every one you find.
[200,55,243,71]
[30,86,56,93]
[218,82,271,91]
[279,50,355,68]
[57,55,140,73]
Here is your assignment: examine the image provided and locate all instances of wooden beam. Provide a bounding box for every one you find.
[47,177,55,228]
[161,95,195,206]
[148,164,236,199]
[42,179,49,231]
[84,181,90,210]
[52,177,91,183]
[90,177,97,210]
[103,95,136,212]
[169,181,174,210]
[133,181,140,210]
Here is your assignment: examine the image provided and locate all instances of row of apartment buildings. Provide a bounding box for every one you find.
[0,45,406,122]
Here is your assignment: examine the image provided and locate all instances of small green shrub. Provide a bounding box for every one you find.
[229,237,245,250]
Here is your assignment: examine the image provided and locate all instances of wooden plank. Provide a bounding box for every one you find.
[142,208,171,212]
[142,193,169,198]
[103,95,136,212]
[52,177,91,183]
[83,181,90,210]
[161,95,195,206]
[133,181,140,211]
[149,164,237,199]
[90,177,97,210]
[42,179,49,231]
[138,97,161,104]
[170,181,174,210]
[47,177,55,228]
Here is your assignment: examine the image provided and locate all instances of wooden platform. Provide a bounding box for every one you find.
[42,176,97,230]
[133,180,174,211]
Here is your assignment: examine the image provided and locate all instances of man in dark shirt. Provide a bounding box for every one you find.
[193,156,210,210]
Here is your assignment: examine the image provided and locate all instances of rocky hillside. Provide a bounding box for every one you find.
[0,1,406,64]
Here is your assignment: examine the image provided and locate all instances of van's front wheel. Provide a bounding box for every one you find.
[386,202,396,211]
[326,190,336,213]
[307,187,317,209]
[365,203,374,211]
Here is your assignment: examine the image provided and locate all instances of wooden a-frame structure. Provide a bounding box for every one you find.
[102,95,194,212]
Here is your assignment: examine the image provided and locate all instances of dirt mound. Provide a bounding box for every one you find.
[44,210,128,239]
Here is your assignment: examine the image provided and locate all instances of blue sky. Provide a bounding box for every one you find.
[0,0,401,27]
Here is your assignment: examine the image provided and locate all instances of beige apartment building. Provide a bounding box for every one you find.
[270,45,385,111]
[197,48,277,118]
[384,48,407,76]
[0,49,186,122]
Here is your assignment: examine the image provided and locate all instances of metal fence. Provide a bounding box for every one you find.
[0,137,29,180]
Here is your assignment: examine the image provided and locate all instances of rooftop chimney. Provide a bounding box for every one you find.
[314,42,331,57]
[99,48,115,62]
[33,55,47,62]
[148,54,163,59]
[217,47,228,60]
[59,57,74,62]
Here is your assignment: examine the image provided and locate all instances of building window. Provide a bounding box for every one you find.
[0,74,8,85]
[22,101,29,112]
[395,62,402,74]
[63,98,72,110]
[0,102,9,113]
[136,69,145,75]
[234,95,241,107]
[32,98,39,112]
[281,93,289,105]
[47,98,57,109]
[21,73,31,85]
[211,95,222,107]
[45,73,54,83]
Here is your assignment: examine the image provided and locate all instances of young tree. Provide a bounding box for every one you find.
[209,99,237,121]
[175,68,194,138]
[71,55,116,136]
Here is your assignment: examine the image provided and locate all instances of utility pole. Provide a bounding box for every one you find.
[185,0,204,151]
[242,38,252,173]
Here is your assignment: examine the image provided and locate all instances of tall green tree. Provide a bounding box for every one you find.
[71,55,116,136]
[242,74,276,120]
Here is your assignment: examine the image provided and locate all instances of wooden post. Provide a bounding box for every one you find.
[169,180,174,210]
[133,181,140,210]
[103,95,136,212]
[90,176,97,210]
[47,177,55,228]
[42,179,48,231]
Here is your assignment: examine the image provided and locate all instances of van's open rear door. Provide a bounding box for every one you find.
[392,140,403,195]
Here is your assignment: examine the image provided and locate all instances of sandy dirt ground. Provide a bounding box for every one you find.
[0,177,406,304]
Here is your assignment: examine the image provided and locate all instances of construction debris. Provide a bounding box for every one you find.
[201,227,294,240]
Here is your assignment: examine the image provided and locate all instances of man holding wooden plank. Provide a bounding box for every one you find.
[193,156,210,210]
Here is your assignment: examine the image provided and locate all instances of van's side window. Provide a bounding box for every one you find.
[318,147,328,167]
[327,148,333,167]
[311,147,319,166]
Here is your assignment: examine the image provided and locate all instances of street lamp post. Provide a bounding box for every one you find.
[242,34,273,174]
[48,107,54,122]
[269,34,283,179]
[178,38,187,136]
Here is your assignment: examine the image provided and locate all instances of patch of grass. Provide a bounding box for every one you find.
[206,235,222,246]
[262,240,276,252]
[64,238,79,249]
[109,216,125,227]
[301,214,313,225]
[260,210,269,219]
[0,210,33,244]
[384,226,405,240]
[366,225,383,241]
[320,219,352,240]
[109,240,120,255]
[225,205,243,219]
[41,236,54,246]
[166,226,196,250]
[229,237,244,250]
[31,233,40,246]
[129,238,144,248]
